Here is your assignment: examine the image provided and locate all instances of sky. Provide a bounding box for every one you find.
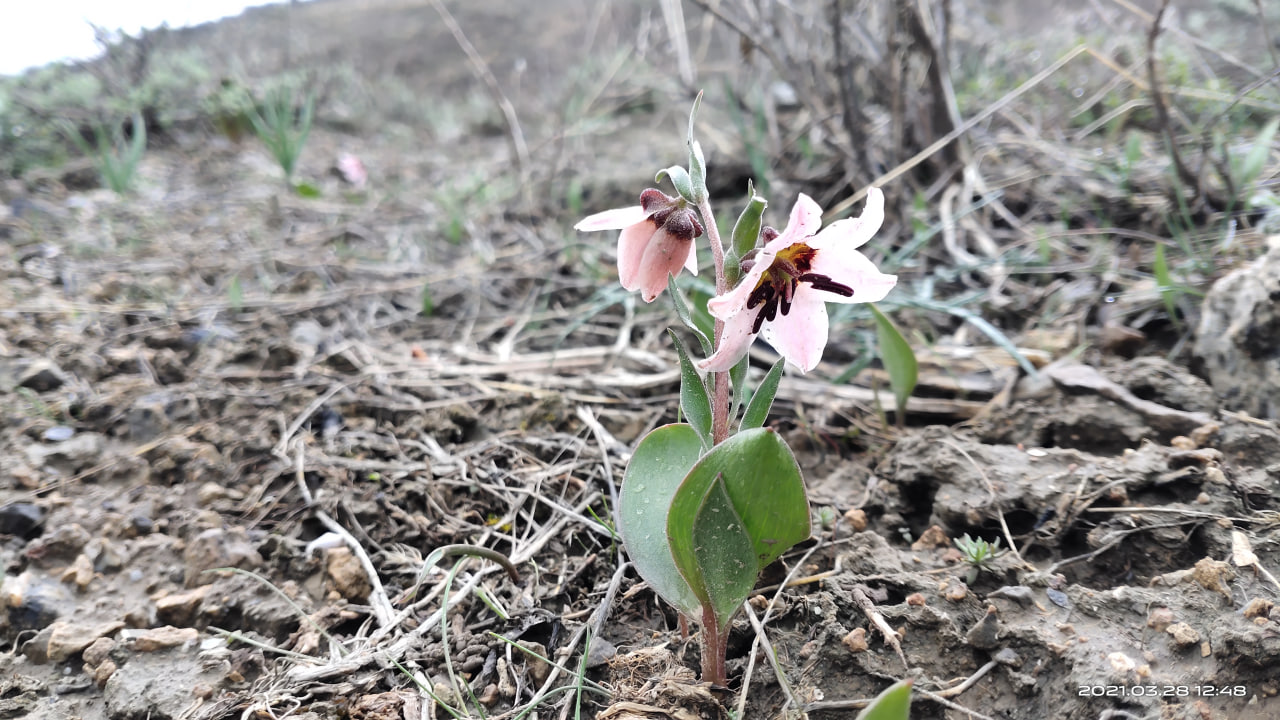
[0,1,290,76]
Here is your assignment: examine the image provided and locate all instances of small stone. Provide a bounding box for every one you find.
[60,553,95,591]
[1195,492,1211,504]
[905,592,926,607]
[911,525,950,550]
[965,606,1001,650]
[92,658,118,687]
[586,637,616,668]
[47,620,125,662]
[4,569,74,631]
[1170,436,1196,450]
[128,626,199,652]
[325,547,371,601]
[843,508,868,532]
[154,585,212,627]
[1244,598,1275,620]
[0,502,45,538]
[988,585,1034,606]
[478,683,499,706]
[1045,588,1071,608]
[11,358,68,391]
[83,637,115,667]
[842,627,868,653]
[183,526,263,588]
[1189,422,1220,448]
[942,577,969,602]
[1107,651,1136,677]
[1166,622,1200,647]
[42,426,75,442]
[1148,607,1175,631]
[1204,466,1229,485]
[518,642,551,684]
[1191,557,1234,602]
[1200,641,1212,657]
[25,523,92,567]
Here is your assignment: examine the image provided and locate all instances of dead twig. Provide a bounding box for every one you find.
[850,584,908,669]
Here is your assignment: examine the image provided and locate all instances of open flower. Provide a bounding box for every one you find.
[698,189,896,373]
[574,189,701,302]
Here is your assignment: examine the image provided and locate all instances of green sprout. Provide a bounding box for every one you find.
[954,533,1003,584]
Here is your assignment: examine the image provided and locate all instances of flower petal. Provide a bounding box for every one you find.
[683,243,699,276]
[635,228,693,302]
[616,219,658,291]
[775,193,825,246]
[809,248,898,304]
[808,187,884,252]
[697,305,762,372]
[759,290,829,373]
[575,205,650,231]
[707,246,775,320]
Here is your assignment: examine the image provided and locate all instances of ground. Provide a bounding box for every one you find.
[1,1,1279,719]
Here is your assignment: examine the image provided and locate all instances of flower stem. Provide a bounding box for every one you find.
[697,197,732,446]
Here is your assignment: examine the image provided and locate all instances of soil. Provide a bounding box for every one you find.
[2,1,1279,720]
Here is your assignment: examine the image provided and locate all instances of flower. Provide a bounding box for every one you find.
[698,189,896,373]
[574,189,701,302]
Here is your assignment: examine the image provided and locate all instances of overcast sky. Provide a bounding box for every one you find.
[0,1,290,76]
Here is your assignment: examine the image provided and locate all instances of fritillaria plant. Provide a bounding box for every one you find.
[575,94,898,686]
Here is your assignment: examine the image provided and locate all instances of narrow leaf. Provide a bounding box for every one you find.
[656,165,694,203]
[1240,117,1279,186]
[1153,243,1180,328]
[856,679,913,720]
[902,297,1038,377]
[729,352,749,423]
[730,184,767,260]
[668,275,712,354]
[669,330,713,448]
[869,305,918,420]
[618,424,703,617]
[739,357,785,431]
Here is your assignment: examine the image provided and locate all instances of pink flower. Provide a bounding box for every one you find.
[574,189,701,302]
[698,189,896,373]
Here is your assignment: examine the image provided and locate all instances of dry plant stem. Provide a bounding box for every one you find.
[851,585,908,669]
[426,0,528,179]
[1145,0,1201,200]
[740,600,800,712]
[292,444,396,628]
[696,195,732,446]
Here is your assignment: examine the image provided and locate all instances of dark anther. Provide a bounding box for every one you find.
[798,273,854,297]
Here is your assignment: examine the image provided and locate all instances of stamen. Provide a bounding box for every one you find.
[799,273,854,297]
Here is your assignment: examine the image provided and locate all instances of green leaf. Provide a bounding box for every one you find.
[656,165,694,203]
[856,679,913,720]
[1240,117,1279,187]
[667,428,809,626]
[690,474,758,622]
[618,424,703,617]
[729,352,749,422]
[669,330,712,449]
[739,357,785,431]
[869,305,917,420]
[668,275,712,354]
[730,181,767,260]
[686,91,707,204]
[1153,243,1180,328]
[294,181,321,198]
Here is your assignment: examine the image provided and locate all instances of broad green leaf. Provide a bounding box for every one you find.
[669,330,713,449]
[739,357,785,431]
[856,679,913,720]
[730,182,767,260]
[617,424,702,617]
[667,428,809,625]
[870,305,917,420]
[669,275,712,355]
[690,475,757,623]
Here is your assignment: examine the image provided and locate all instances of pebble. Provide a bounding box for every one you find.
[325,546,371,601]
[1045,588,1071,608]
[46,620,125,663]
[124,626,200,652]
[0,501,45,538]
[965,606,1001,649]
[183,526,263,587]
[988,585,1034,606]
[24,523,92,566]
[153,585,212,627]
[1166,622,1201,647]
[3,569,74,631]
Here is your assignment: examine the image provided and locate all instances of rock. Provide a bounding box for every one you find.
[83,636,116,667]
[1194,239,1280,417]
[842,627,869,653]
[1167,621,1201,647]
[59,553,96,590]
[0,501,45,538]
[154,585,212,627]
[24,523,92,567]
[3,569,74,631]
[183,526,263,587]
[93,658,119,687]
[325,546,371,601]
[988,585,1034,607]
[0,357,68,391]
[23,432,105,474]
[911,524,950,550]
[125,626,200,652]
[103,643,226,720]
[46,620,125,662]
[965,605,1001,649]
